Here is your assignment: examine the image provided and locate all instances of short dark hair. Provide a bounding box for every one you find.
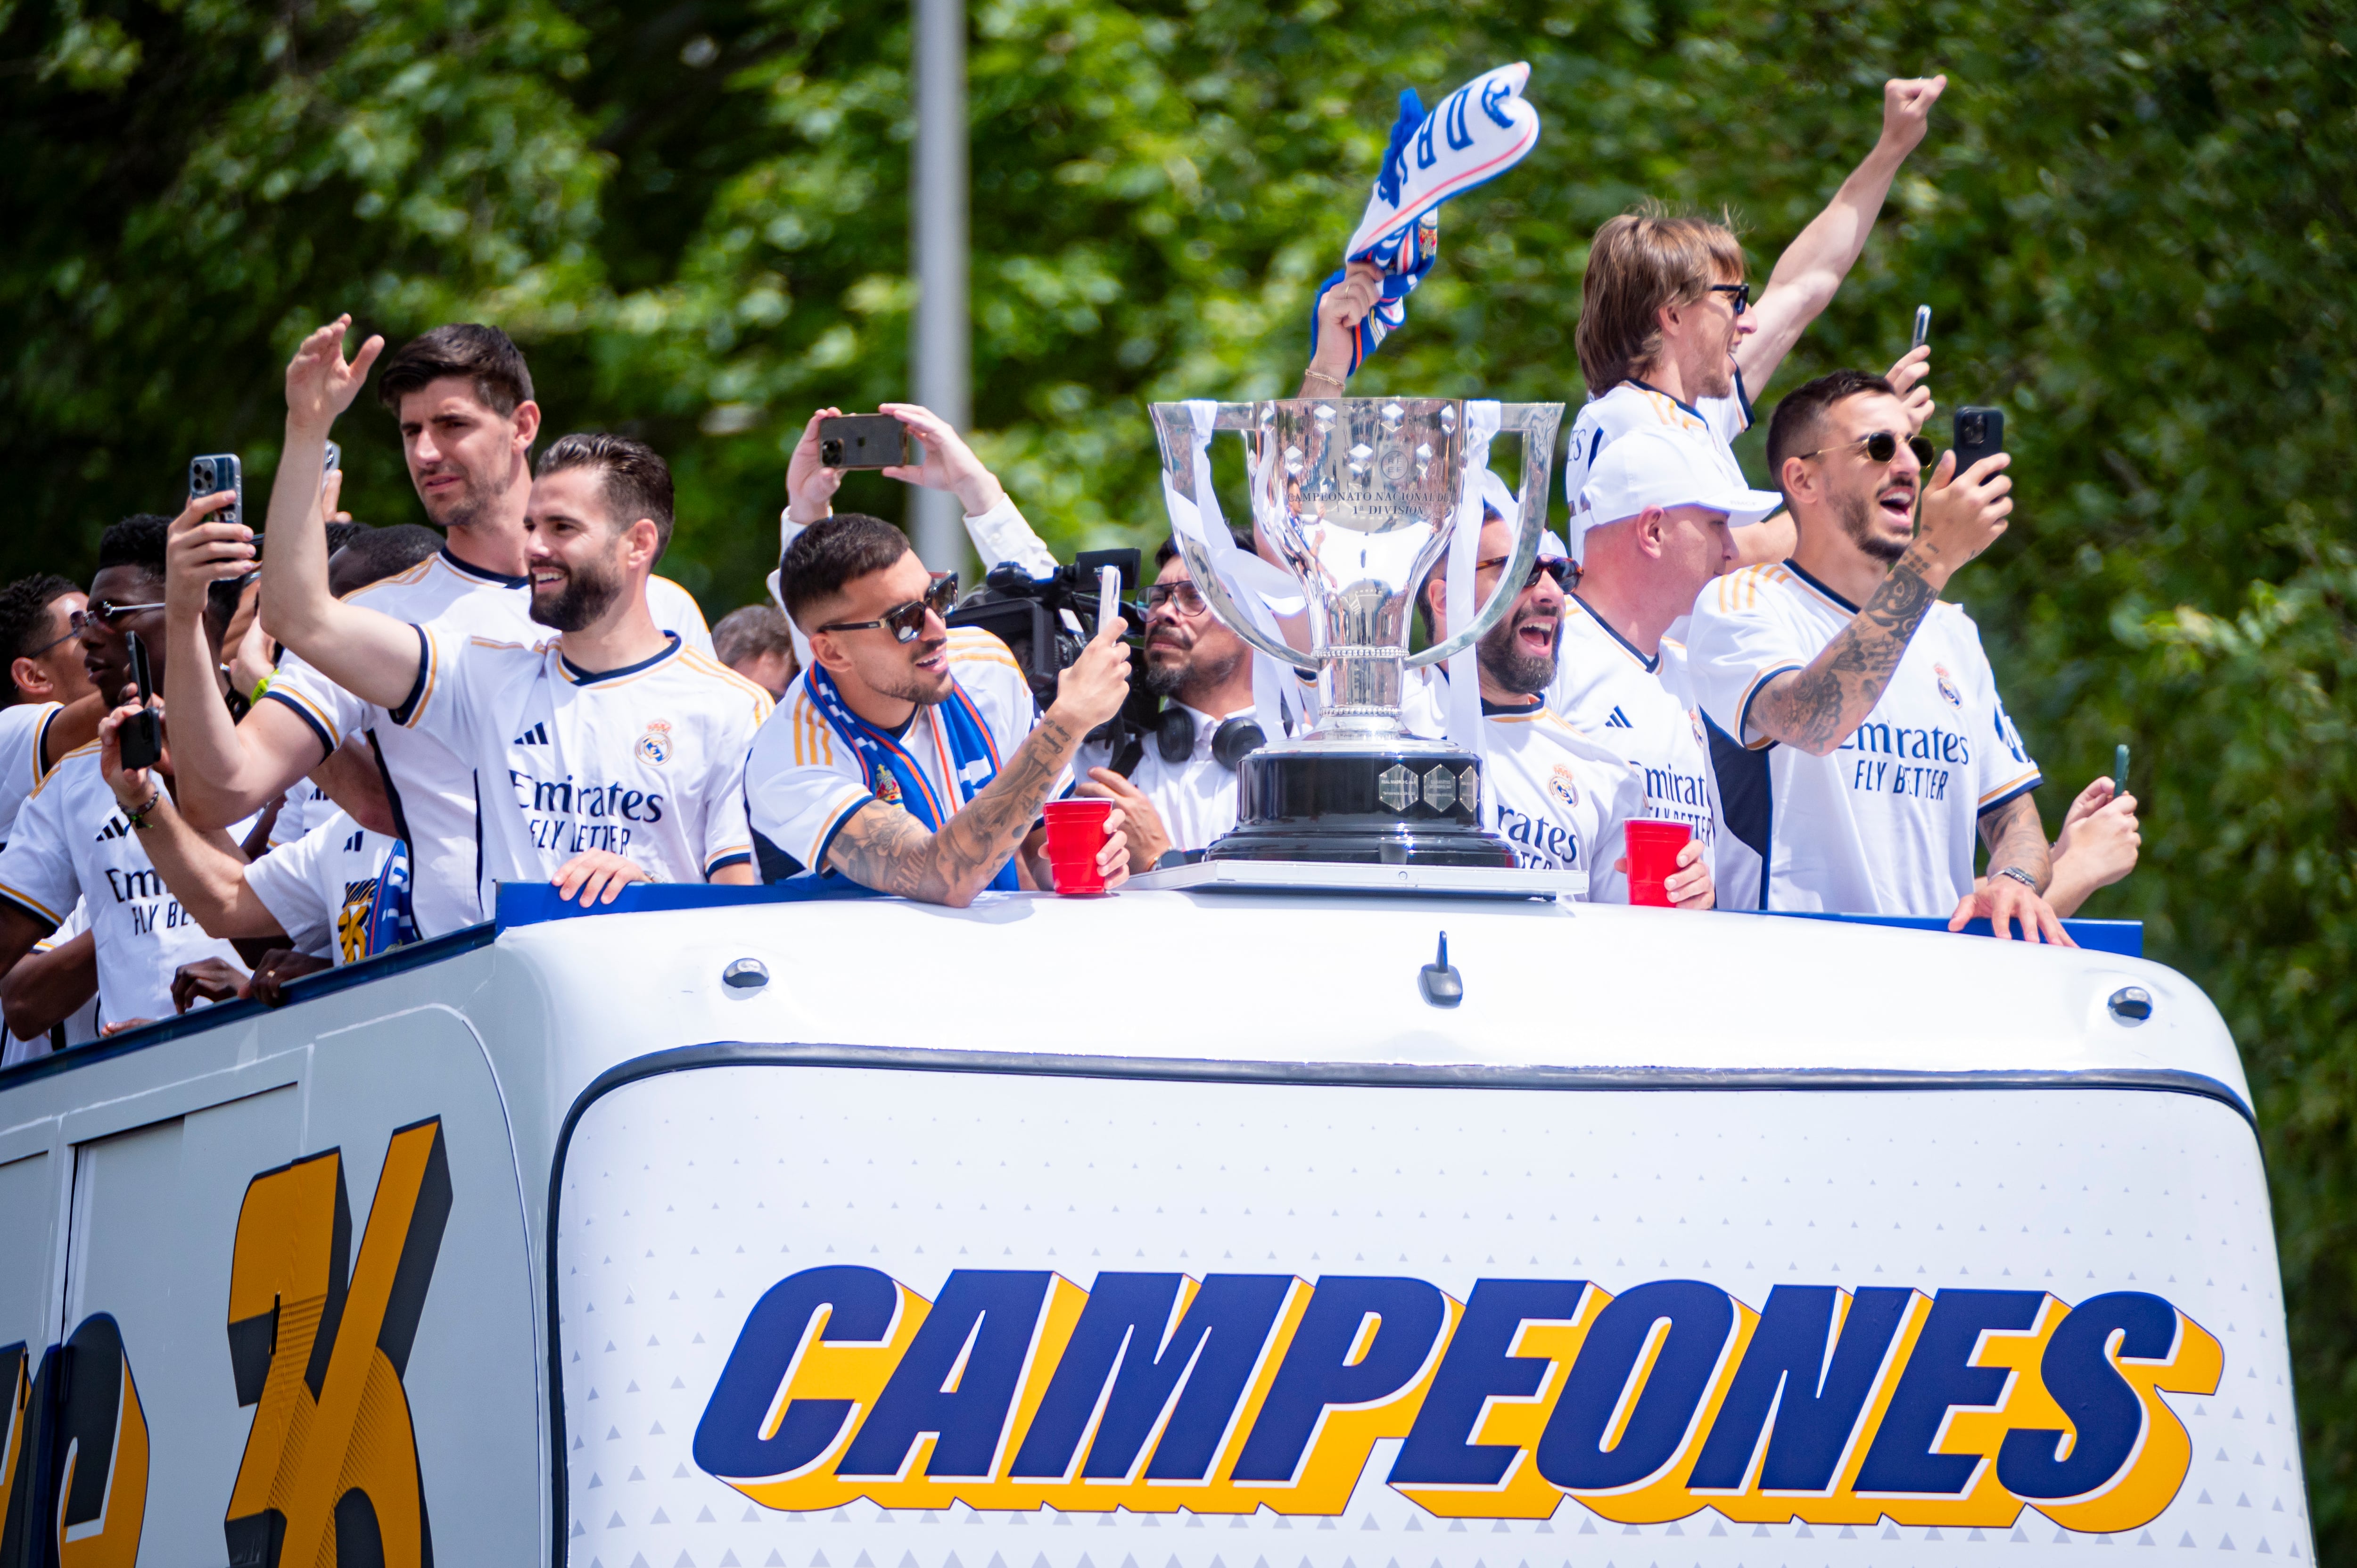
[324,520,369,557]
[778,514,911,627]
[1764,369,1897,501]
[96,514,173,579]
[536,433,675,558]
[0,574,80,703]
[334,524,445,589]
[375,323,534,417]
[1154,528,1253,569]
[712,604,795,667]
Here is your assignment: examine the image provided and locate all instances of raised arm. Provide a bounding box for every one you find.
[97,705,286,941]
[161,488,334,828]
[1747,451,2010,755]
[258,318,419,710]
[1735,77,1946,395]
[825,625,1133,907]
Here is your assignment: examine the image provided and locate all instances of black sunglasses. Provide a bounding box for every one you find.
[1474,555,1576,591]
[816,572,959,643]
[1708,281,1751,316]
[1797,430,1936,468]
[76,600,169,633]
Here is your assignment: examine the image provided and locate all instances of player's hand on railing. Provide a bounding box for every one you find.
[1948,875,2075,945]
[172,958,249,1012]
[552,850,651,907]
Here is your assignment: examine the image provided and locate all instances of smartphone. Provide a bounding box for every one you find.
[1953,406,2005,478]
[2114,743,2130,795]
[817,415,911,470]
[120,630,164,770]
[1097,564,1122,637]
[321,439,341,493]
[188,453,245,529]
[1912,305,1931,351]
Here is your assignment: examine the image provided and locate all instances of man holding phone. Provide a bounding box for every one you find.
[0,512,254,1037]
[162,320,716,939]
[748,511,1133,905]
[1686,369,2065,939]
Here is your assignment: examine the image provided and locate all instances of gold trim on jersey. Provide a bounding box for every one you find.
[0,876,66,927]
[1978,767,2044,808]
[802,786,872,869]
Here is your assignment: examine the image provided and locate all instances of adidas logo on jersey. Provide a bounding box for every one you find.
[96,815,132,842]
[515,722,550,746]
[1604,707,1633,729]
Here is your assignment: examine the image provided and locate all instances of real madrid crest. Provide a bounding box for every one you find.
[876,774,902,804]
[636,718,673,766]
[1932,663,1963,708]
[1548,763,1581,809]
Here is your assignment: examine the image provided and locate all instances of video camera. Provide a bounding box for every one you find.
[944,548,1159,744]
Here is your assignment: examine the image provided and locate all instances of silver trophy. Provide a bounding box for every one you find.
[1150,397,1562,866]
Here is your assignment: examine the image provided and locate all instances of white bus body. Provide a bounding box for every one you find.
[0,884,2311,1564]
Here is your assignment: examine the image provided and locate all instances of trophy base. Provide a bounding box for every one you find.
[1206,746,1518,869]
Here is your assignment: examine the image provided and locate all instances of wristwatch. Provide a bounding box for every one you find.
[1994,866,2038,891]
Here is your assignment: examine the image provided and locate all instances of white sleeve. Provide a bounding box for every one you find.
[1686,576,1812,748]
[648,575,715,657]
[242,823,339,958]
[743,701,875,878]
[393,620,483,746]
[260,649,367,761]
[769,510,815,672]
[698,692,770,878]
[0,772,78,930]
[961,496,1060,578]
[1961,618,2042,815]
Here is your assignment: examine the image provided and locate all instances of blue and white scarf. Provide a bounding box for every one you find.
[805,660,1020,892]
[1310,62,1543,371]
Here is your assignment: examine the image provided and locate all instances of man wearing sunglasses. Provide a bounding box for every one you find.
[1561,77,1949,571]
[0,574,105,850]
[0,514,256,1041]
[748,512,1134,906]
[1404,503,1711,907]
[230,323,768,915]
[1688,368,2066,942]
[1555,424,1787,909]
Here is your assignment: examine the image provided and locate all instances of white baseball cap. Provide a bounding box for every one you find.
[1572,424,1785,560]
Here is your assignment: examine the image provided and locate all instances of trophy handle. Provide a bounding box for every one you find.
[1172,533,1322,676]
[1152,401,1321,677]
[1403,402,1563,669]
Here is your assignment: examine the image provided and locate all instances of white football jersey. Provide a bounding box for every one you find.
[265,779,332,850]
[1687,561,2042,916]
[1548,598,1760,910]
[1073,702,1252,856]
[1400,671,1648,899]
[1562,376,1753,536]
[244,809,401,964]
[746,629,1047,879]
[0,746,247,1030]
[267,549,715,937]
[0,701,64,850]
[399,625,770,909]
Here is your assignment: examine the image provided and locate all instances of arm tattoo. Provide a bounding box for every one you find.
[1749,548,1940,754]
[1978,792,2053,892]
[826,714,1084,906]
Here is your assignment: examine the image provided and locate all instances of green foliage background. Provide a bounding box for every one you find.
[4,0,2353,1543]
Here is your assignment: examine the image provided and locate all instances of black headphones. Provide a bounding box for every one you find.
[1154,706,1267,771]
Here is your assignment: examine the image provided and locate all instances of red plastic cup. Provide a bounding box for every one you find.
[1042,798,1117,895]
[1623,818,1694,907]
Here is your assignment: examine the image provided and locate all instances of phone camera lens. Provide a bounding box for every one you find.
[820,440,843,466]
[194,462,213,487]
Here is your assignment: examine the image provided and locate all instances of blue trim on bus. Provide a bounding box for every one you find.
[494,876,887,927]
[1733,908,2143,957]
